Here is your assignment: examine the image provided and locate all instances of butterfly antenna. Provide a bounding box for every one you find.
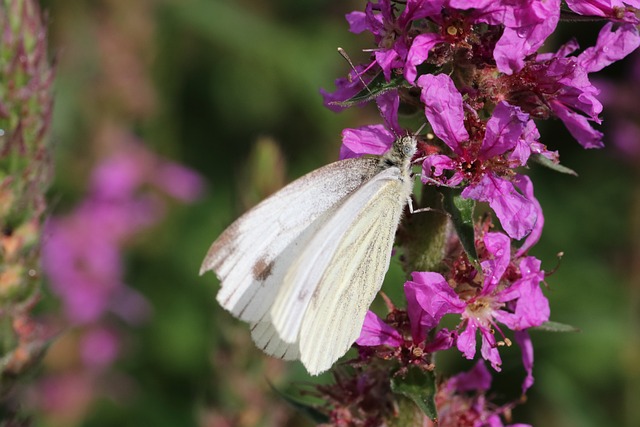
[338,47,375,98]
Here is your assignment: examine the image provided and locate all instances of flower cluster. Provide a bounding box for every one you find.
[359,225,546,393]
[36,140,202,419]
[320,0,640,425]
[428,362,529,427]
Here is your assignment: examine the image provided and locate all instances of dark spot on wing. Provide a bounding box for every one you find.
[253,257,274,281]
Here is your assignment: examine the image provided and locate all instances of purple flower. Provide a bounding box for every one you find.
[418,74,541,239]
[578,22,640,73]
[435,361,533,427]
[407,232,548,379]
[447,0,561,74]
[43,142,203,325]
[342,0,445,81]
[494,0,562,74]
[356,274,458,363]
[505,23,640,149]
[444,360,492,393]
[405,32,445,83]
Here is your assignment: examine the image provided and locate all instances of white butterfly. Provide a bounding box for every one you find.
[200,135,417,375]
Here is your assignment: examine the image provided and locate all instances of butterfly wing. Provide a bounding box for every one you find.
[200,157,379,323]
[266,166,413,374]
[250,321,300,360]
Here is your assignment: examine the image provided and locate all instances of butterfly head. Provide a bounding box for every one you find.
[380,136,417,171]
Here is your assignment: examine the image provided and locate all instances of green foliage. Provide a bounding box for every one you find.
[443,187,478,262]
[390,366,437,421]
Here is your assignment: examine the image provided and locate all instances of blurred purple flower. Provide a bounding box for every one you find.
[43,142,204,325]
[80,327,120,370]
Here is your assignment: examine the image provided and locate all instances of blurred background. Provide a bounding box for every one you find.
[26,0,640,426]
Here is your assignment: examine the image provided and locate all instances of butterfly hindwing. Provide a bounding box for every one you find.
[265,166,412,373]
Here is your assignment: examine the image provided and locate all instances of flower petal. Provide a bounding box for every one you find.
[514,330,535,394]
[462,174,537,240]
[513,175,543,256]
[405,33,444,83]
[578,22,640,73]
[417,73,469,151]
[356,311,403,347]
[481,102,529,159]
[340,124,395,159]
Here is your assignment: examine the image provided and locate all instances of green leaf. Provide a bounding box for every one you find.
[531,320,581,333]
[530,154,578,176]
[390,366,437,420]
[268,382,329,424]
[330,72,409,108]
[442,187,478,261]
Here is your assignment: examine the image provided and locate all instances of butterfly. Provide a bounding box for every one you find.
[200,135,417,375]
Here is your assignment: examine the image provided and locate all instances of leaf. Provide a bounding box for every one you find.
[390,366,437,420]
[531,320,580,333]
[330,72,410,108]
[530,154,578,176]
[268,382,329,423]
[442,187,478,261]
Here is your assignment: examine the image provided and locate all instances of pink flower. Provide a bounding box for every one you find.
[346,0,445,81]
[433,361,533,427]
[418,74,542,240]
[407,232,548,387]
[43,142,203,325]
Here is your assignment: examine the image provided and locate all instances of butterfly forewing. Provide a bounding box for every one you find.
[200,157,379,323]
